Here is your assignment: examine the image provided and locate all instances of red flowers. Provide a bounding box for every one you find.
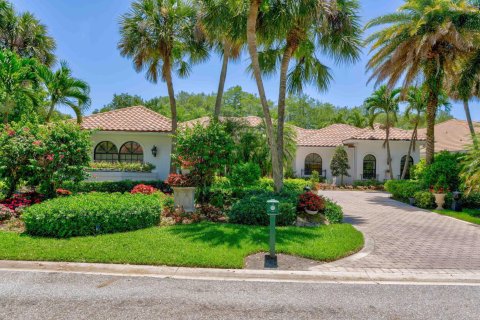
[298,192,325,211]
[165,174,194,187]
[32,140,42,146]
[46,154,54,162]
[0,205,14,222]
[7,129,15,137]
[0,192,45,212]
[56,188,72,196]
[131,184,158,195]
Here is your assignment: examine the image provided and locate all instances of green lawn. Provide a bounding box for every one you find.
[433,209,480,225]
[0,222,363,269]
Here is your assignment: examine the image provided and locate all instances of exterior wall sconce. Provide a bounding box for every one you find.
[151,145,158,157]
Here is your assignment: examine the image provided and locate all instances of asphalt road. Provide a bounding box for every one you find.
[1,270,479,320]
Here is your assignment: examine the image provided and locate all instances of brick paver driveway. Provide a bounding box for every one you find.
[320,191,480,270]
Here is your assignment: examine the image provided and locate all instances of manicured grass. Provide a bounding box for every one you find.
[0,223,363,269]
[433,209,480,225]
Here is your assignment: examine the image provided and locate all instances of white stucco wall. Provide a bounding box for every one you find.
[90,131,172,181]
[294,140,422,184]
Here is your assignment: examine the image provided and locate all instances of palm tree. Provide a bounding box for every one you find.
[198,0,246,120]
[364,86,401,180]
[457,53,480,145]
[400,87,450,179]
[365,0,479,165]
[0,1,56,66]
[0,50,39,124]
[38,61,91,124]
[119,0,209,173]
[245,0,282,192]
[461,136,480,194]
[257,0,362,190]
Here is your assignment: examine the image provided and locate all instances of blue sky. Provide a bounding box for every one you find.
[13,0,479,120]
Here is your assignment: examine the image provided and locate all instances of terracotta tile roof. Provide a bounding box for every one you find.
[80,106,172,132]
[418,119,480,153]
[296,124,364,147]
[180,116,263,129]
[347,124,422,142]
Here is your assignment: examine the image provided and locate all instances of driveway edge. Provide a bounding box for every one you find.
[1,260,480,285]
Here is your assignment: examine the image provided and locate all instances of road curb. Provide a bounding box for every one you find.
[1,260,480,285]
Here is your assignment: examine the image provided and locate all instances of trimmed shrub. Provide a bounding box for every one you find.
[23,193,162,238]
[228,191,298,226]
[62,180,171,194]
[353,179,384,188]
[89,161,155,172]
[228,162,261,188]
[385,180,424,201]
[258,178,309,193]
[414,191,435,209]
[422,151,462,191]
[324,199,343,224]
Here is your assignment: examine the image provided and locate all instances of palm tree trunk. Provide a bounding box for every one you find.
[246,0,282,192]
[214,42,231,121]
[463,99,478,148]
[386,117,393,180]
[45,102,56,123]
[277,41,296,186]
[401,122,418,180]
[425,91,438,165]
[163,61,177,174]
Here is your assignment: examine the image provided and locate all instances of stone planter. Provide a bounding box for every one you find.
[433,193,446,210]
[305,209,319,215]
[173,187,196,212]
[181,167,191,175]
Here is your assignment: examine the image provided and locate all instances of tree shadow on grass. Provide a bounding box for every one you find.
[164,223,322,249]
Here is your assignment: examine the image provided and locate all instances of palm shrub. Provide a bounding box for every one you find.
[461,137,480,195]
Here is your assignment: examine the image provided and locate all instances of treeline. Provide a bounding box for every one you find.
[95,88,453,129]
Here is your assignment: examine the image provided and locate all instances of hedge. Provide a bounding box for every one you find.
[385,180,424,201]
[227,191,299,226]
[62,180,172,194]
[324,199,344,224]
[23,193,163,238]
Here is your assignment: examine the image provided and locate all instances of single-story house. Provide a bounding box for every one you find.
[418,119,480,156]
[80,106,424,184]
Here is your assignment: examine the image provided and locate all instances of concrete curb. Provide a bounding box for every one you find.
[1,260,480,285]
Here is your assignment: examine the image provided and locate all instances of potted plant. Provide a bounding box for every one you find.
[165,174,196,212]
[298,192,325,215]
[430,175,449,210]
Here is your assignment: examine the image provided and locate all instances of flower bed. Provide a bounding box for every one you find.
[89,161,156,173]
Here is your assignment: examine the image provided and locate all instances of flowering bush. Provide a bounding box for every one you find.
[131,184,158,195]
[0,205,14,222]
[0,192,45,213]
[165,174,194,187]
[56,188,72,196]
[298,192,325,212]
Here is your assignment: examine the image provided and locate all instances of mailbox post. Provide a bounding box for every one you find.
[266,199,279,259]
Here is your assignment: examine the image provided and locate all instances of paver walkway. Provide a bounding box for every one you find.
[316,191,480,270]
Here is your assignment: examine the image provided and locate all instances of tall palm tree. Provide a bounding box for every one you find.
[400,87,451,179]
[458,52,480,145]
[0,50,39,124]
[198,0,246,120]
[119,0,209,173]
[364,86,401,180]
[38,61,91,124]
[365,0,479,165]
[245,0,282,192]
[256,0,362,187]
[0,0,56,66]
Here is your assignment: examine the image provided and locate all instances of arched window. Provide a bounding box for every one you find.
[400,155,414,179]
[94,141,118,162]
[304,153,322,176]
[363,155,377,180]
[119,141,143,163]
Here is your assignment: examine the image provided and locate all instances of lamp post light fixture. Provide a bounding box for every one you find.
[151,145,158,157]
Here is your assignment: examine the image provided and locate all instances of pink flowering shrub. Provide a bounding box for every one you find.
[0,205,14,222]
[131,184,158,195]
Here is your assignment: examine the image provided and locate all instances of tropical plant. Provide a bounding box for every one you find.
[461,135,480,194]
[365,0,479,164]
[0,50,39,124]
[248,0,362,192]
[364,85,401,179]
[0,0,56,66]
[457,53,480,145]
[330,145,351,185]
[198,0,246,120]
[38,61,91,124]
[118,0,209,173]
[401,87,450,179]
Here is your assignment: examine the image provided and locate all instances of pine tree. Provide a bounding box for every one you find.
[330,146,350,185]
